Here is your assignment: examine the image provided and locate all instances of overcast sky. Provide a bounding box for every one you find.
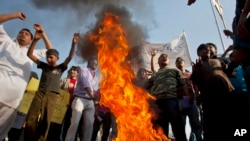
[1,0,235,77]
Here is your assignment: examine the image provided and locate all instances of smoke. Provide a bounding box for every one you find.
[76,4,150,62]
[28,0,156,63]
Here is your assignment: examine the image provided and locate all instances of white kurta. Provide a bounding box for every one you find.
[0,24,46,109]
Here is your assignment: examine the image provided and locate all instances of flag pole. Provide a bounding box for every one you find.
[221,16,227,30]
[209,0,226,51]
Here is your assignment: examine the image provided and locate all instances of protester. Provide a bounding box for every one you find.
[175,57,203,141]
[133,68,152,89]
[191,43,236,141]
[47,66,80,141]
[231,0,250,72]
[0,12,52,140]
[60,66,80,141]
[148,53,188,141]
[5,71,39,141]
[230,1,250,139]
[24,30,79,141]
[206,42,231,66]
[234,0,250,99]
[65,56,98,141]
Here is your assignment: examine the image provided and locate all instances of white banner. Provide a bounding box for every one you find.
[138,32,192,72]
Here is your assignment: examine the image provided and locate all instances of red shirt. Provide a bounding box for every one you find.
[68,78,77,94]
[69,78,77,104]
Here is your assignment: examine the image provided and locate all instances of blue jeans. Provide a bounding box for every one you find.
[156,98,187,141]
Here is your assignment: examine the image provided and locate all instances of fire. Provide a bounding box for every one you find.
[89,13,168,141]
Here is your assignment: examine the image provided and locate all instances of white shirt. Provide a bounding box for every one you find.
[0,24,47,109]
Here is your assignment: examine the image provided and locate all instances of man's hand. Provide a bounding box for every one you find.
[151,49,157,57]
[34,24,44,32]
[223,29,233,37]
[34,30,43,40]
[17,12,26,20]
[226,45,234,52]
[187,0,196,6]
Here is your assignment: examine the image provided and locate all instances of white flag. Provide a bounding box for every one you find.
[212,0,223,18]
[138,32,192,72]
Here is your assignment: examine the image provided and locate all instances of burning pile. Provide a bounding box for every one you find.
[88,13,168,141]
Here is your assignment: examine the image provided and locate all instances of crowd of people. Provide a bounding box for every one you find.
[0,11,116,141]
[0,0,250,141]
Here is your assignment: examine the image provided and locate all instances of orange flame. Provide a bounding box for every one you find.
[89,13,168,141]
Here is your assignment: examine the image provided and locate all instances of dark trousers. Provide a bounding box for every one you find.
[155,98,187,141]
[61,107,72,141]
[91,111,111,141]
[181,103,203,141]
[24,91,58,141]
[47,122,61,141]
[6,128,24,141]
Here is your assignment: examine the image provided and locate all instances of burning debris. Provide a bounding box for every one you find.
[87,12,168,141]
